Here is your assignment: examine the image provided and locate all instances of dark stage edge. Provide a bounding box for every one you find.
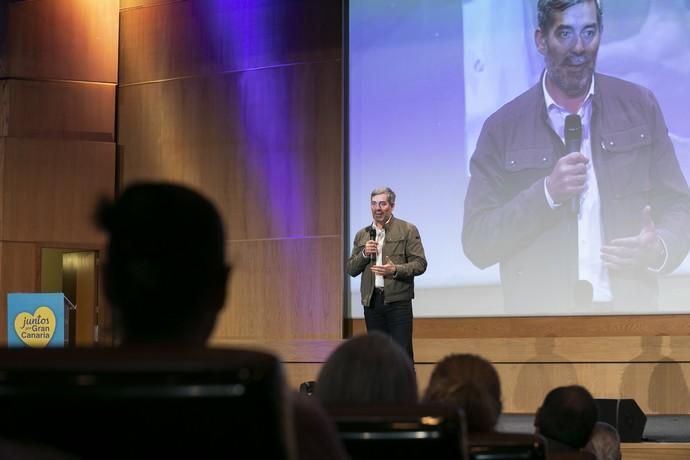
[497,414,690,443]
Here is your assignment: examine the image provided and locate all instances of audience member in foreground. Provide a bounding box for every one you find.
[423,353,502,432]
[316,331,418,404]
[97,182,230,347]
[585,421,621,460]
[98,182,347,460]
[535,385,598,453]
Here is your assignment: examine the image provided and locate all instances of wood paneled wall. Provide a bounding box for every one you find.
[219,336,690,416]
[0,0,118,344]
[621,443,690,460]
[117,0,343,339]
[347,314,690,339]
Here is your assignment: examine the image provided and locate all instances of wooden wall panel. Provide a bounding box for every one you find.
[120,0,180,10]
[220,337,690,415]
[0,2,7,77]
[118,0,343,340]
[224,64,342,240]
[0,138,5,232]
[621,444,690,460]
[214,339,340,362]
[0,242,39,298]
[0,242,39,343]
[417,362,690,415]
[212,237,343,339]
[1,138,116,244]
[119,0,341,84]
[6,0,119,81]
[411,336,690,364]
[120,62,341,239]
[218,337,690,367]
[347,315,690,338]
[4,79,115,141]
[0,81,7,136]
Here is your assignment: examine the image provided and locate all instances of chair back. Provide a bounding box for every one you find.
[326,403,468,460]
[0,347,291,459]
[548,452,596,460]
[468,432,546,460]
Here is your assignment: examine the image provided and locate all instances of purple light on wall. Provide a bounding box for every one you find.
[202,0,309,238]
[239,68,309,238]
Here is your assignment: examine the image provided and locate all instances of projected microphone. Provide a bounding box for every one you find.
[564,114,582,153]
[564,114,582,214]
[368,226,377,262]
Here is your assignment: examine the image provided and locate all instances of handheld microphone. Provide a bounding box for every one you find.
[368,226,377,262]
[564,114,582,214]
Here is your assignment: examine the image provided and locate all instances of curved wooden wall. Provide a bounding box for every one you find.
[117,0,343,340]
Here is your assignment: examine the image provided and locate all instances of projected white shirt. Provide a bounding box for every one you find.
[542,73,612,302]
[372,224,386,288]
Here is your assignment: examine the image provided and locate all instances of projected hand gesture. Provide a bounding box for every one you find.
[601,206,666,271]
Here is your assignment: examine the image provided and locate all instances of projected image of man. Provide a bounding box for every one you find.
[462,0,690,311]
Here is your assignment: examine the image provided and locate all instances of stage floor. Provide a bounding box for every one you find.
[498,413,690,442]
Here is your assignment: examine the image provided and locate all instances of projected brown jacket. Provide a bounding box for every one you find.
[347,216,427,307]
[462,73,690,311]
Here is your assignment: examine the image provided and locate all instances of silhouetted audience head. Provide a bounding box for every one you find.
[97,183,348,460]
[423,353,502,432]
[316,332,418,404]
[585,421,621,460]
[535,385,598,451]
[292,393,349,460]
[97,182,230,347]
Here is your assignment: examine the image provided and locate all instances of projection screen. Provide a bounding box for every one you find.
[347,0,690,318]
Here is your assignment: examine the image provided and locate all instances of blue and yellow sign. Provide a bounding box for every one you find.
[7,293,65,348]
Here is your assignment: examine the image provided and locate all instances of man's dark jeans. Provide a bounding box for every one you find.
[363,289,414,362]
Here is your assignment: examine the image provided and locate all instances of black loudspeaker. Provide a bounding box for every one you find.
[594,399,647,442]
[299,380,316,396]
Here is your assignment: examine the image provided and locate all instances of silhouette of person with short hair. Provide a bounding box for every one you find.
[535,385,598,452]
[97,182,230,347]
[316,331,418,404]
[98,182,347,460]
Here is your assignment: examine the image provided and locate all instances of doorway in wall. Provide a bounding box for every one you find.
[40,249,98,346]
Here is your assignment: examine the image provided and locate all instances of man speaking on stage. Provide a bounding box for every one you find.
[347,187,427,360]
[462,0,690,311]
